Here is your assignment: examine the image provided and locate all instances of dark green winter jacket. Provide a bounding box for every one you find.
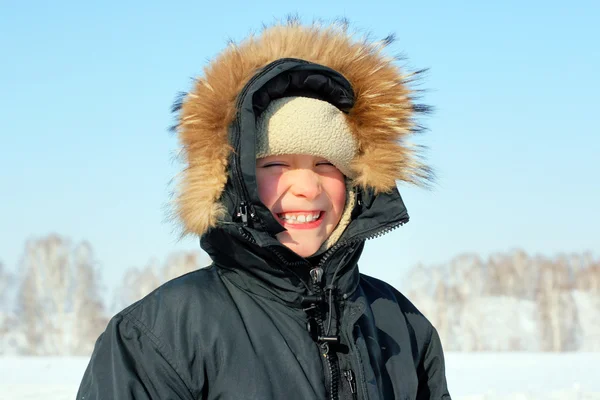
[78,22,451,400]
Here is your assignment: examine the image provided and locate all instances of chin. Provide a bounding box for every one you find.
[277,235,323,258]
[283,243,319,258]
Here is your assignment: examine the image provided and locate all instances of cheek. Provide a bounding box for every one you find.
[324,176,347,215]
[256,173,281,208]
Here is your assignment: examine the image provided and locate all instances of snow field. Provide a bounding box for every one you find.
[1,353,599,400]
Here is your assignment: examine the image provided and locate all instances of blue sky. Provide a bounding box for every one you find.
[1,0,598,296]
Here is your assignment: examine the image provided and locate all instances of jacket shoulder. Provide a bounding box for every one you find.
[359,273,425,314]
[80,267,226,399]
[359,273,435,339]
[358,274,450,397]
[119,265,229,335]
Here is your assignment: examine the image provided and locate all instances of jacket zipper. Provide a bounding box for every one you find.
[343,370,357,400]
[311,218,408,400]
[308,266,339,400]
[319,218,407,341]
[318,219,406,271]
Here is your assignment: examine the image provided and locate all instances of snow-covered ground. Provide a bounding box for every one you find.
[1,353,599,399]
[444,353,600,399]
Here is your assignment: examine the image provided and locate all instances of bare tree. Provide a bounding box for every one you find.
[113,251,209,311]
[404,249,597,352]
[15,234,107,355]
[113,259,162,311]
[433,280,450,348]
[163,251,206,282]
[0,262,11,306]
[16,235,70,354]
[536,256,582,351]
[574,252,600,292]
[72,242,108,355]
[0,262,17,354]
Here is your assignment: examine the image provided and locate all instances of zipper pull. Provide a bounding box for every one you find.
[317,335,339,344]
[237,202,249,225]
[344,370,357,394]
[320,342,329,357]
[309,267,323,285]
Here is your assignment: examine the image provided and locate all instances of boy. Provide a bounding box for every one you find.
[78,21,451,399]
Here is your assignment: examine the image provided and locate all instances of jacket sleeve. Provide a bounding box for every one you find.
[416,327,451,399]
[77,312,197,400]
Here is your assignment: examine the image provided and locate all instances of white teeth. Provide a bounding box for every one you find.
[306,213,320,222]
[279,212,321,224]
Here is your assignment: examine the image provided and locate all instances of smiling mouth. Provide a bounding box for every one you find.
[276,211,323,225]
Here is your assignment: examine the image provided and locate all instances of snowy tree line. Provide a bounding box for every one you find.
[0,235,598,355]
[404,250,600,352]
[0,234,209,356]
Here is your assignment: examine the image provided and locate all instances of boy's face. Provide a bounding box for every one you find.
[256,154,346,258]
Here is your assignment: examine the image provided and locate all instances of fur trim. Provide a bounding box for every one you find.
[173,20,431,236]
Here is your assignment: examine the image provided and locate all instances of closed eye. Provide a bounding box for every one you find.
[261,162,288,168]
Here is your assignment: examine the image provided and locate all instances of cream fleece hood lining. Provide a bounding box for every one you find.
[256,96,358,178]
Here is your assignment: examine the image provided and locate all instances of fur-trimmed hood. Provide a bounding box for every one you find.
[172,20,432,238]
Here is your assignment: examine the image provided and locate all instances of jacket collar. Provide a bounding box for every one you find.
[200,184,408,306]
[201,227,363,306]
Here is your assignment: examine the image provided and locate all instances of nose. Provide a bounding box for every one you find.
[288,169,322,200]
